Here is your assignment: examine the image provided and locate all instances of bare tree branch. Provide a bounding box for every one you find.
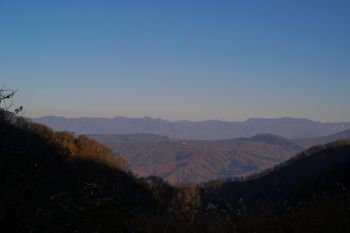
[0,87,23,112]
[0,87,24,127]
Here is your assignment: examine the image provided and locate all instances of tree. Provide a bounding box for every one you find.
[0,87,23,129]
[0,87,23,113]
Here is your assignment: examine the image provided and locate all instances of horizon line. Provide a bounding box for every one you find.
[30,115,350,124]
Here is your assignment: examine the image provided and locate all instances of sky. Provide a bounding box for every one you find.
[1,0,350,122]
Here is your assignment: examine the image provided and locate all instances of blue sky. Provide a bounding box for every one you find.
[1,0,350,122]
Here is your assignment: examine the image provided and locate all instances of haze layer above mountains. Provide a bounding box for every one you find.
[34,116,350,140]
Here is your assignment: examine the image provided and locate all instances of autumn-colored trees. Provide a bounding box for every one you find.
[0,109,153,233]
[1,87,127,170]
[2,87,350,233]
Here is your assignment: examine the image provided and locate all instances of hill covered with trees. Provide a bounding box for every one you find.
[2,89,350,233]
[90,133,304,183]
[0,109,160,232]
[2,111,350,232]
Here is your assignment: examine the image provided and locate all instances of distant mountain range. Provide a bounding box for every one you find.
[90,129,350,183]
[33,116,350,140]
[5,111,350,232]
[33,116,350,183]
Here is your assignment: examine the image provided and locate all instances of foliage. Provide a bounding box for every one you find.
[0,111,154,233]
[2,114,350,232]
[1,89,350,233]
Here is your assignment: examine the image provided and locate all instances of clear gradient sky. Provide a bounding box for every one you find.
[1,0,350,122]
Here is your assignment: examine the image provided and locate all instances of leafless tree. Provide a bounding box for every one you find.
[0,87,23,127]
[0,87,23,112]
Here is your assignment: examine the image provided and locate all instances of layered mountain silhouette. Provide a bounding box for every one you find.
[89,133,304,183]
[34,115,350,183]
[3,110,350,232]
[294,128,350,148]
[34,116,350,140]
[89,129,350,183]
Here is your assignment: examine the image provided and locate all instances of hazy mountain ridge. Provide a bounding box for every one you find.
[294,128,350,148]
[89,129,350,183]
[34,116,350,140]
[89,133,305,183]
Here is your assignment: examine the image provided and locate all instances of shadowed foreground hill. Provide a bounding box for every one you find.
[202,140,350,206]
[0,112,158,233]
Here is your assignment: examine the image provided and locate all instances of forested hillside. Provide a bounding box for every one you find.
[90,133,304,183]
[2,109,350,232]
[1,85,350,233]
[0,109,158,232]
[201,140,350,206]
